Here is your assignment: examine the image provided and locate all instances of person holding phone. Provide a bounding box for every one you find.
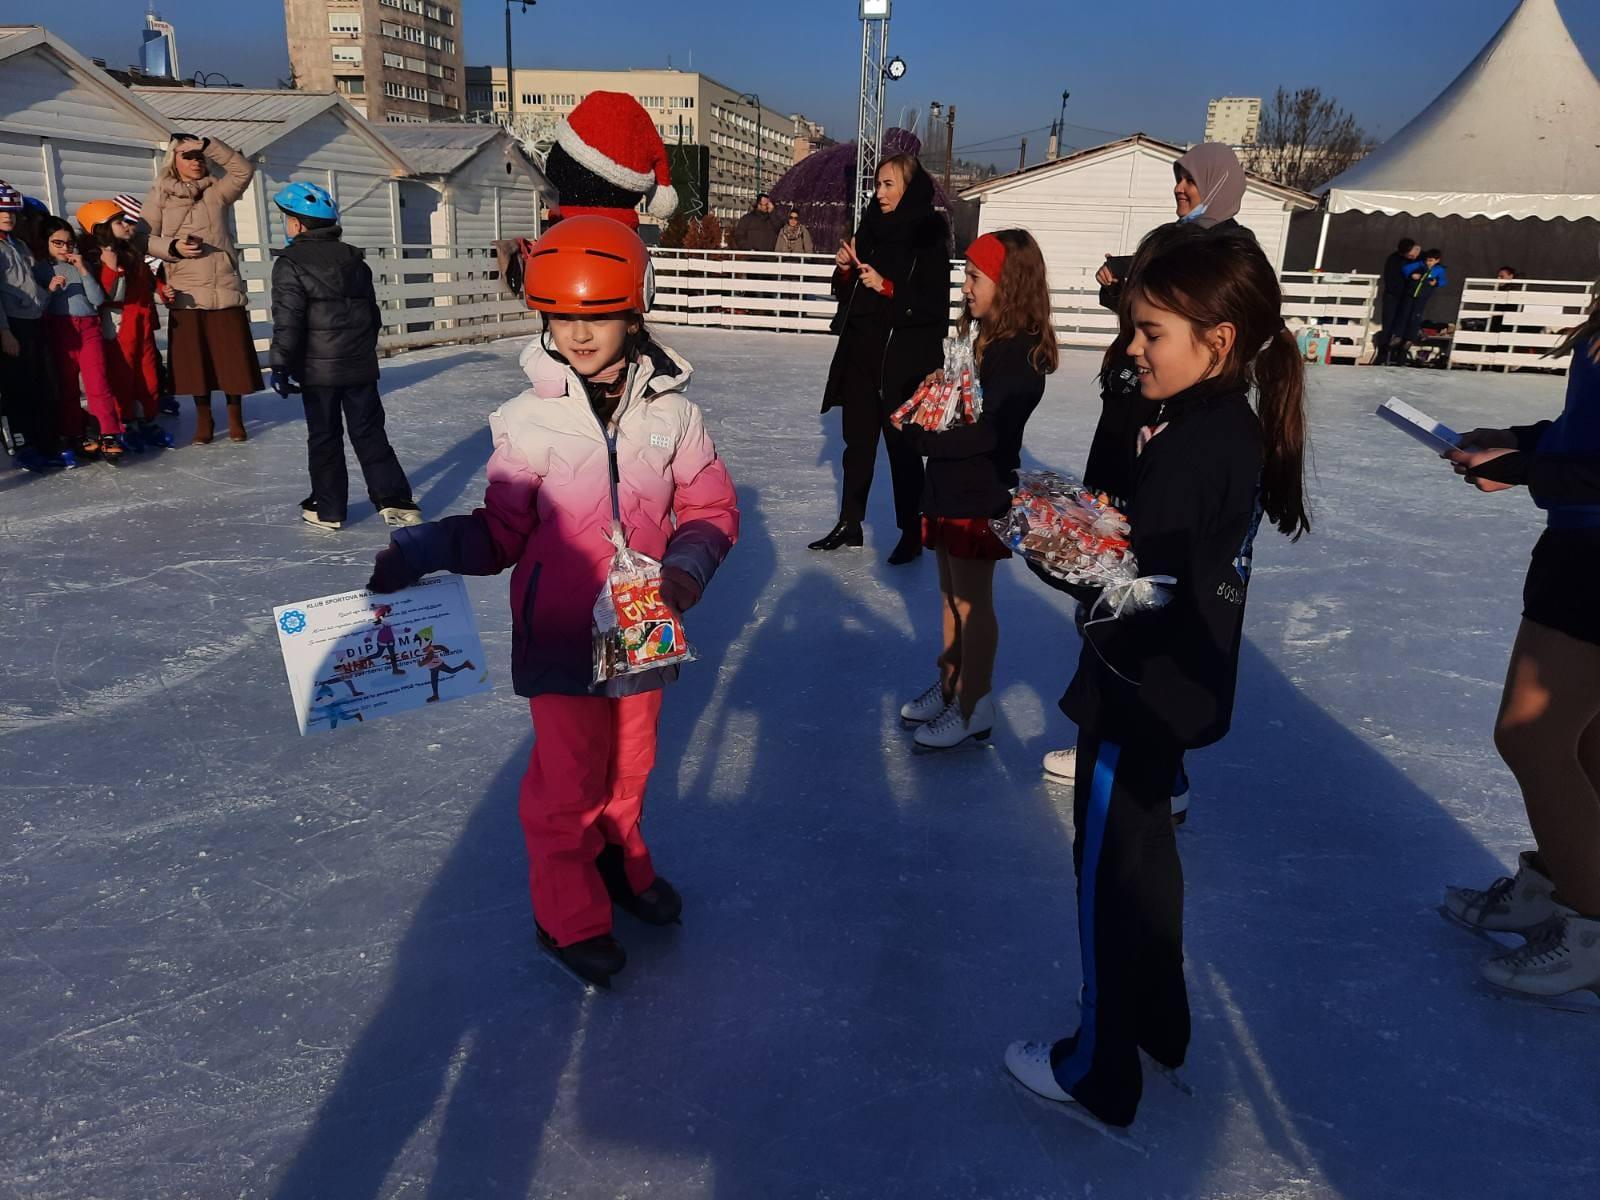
[811,155,949,565]
[143,133,263,445]
[1442,298,1600,1002]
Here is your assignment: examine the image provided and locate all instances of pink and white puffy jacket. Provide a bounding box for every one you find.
[389,337,739,697]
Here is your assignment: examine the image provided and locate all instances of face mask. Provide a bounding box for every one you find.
[1179,203,1207,225]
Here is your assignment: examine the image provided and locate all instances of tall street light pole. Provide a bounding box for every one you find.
[505,0,535,120]
[944,103,955,197]
[736,93,763,198]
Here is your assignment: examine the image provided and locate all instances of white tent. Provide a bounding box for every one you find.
[1324,0,1600,221]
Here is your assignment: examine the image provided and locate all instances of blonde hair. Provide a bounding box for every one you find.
[160,135,204,183]
[877,154,918,188]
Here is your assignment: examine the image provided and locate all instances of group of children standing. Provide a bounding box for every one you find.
[0,182,177,471]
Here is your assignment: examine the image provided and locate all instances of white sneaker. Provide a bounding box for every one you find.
[1443,851,1558,933]
[1042,747,1075,781]
[900,681,949,725]
[301,507,342,532]
[1480,913,1600,997]
[1004,1039,1071,1101]
[380,505,424,527]
[913,694,995,750]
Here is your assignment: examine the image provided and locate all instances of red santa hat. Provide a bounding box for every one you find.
[551,91,678,223]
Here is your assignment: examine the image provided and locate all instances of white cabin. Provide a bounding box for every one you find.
[132,88,414,254]
[383,124,553,252]
[0,27,168,219]
[961,135,1317,284]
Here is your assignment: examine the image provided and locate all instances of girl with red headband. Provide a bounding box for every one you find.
[895,230,1058,749]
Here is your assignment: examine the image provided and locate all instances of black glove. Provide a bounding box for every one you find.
[367,544,420,594]
[270,368,299,398]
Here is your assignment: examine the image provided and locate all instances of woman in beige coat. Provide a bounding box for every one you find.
[144,134,264,444]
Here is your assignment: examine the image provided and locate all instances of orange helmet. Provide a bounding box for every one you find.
[76,198,125,233]
[521,215,654,315]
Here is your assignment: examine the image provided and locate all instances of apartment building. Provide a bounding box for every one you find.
[285,0,465,123]
[1203,96,1262,146]
[465,66,796,222]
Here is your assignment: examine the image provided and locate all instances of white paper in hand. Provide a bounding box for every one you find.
[273,576,490,734]
[1376,397,1462,455]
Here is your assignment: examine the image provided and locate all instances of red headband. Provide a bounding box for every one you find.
[965,233,1006,283]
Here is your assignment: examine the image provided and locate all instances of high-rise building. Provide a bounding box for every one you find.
[1204,96,1262,146]
[284,1,465,123]
[464,66,796,223]
[139,4,179,79]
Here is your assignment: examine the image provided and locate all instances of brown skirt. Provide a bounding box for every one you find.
[167,306,263,397]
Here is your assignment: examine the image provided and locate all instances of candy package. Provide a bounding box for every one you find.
[592,536,695,683]
[991,470,1172,617]
[890,331,984,432]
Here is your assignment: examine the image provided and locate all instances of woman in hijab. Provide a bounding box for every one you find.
[1042,143,1253,802]
[811,154,951,565]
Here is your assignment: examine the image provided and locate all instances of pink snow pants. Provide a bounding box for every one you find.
[47,315,123,440]
[522,691,664,945]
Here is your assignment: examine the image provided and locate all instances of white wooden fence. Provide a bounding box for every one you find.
[649,250,1383,360]
[237,244,540,356]
[225,244,1590,376]
[1450,278,1595,373]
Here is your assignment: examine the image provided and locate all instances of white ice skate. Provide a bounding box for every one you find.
[380,505,424,527]
[301,507,342,532]
[1480,913,1600,1000]
[913,694,995,751]
[1042,747,1075,782]
[1443,851,1559,934]
[1002,1040,1146,1153]
[900,681,949,726]
[1042,746,1192,824]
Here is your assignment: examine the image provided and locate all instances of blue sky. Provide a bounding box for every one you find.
[25,0,1600,167]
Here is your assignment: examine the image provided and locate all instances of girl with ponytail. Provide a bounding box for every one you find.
[1005,224,1308,1132]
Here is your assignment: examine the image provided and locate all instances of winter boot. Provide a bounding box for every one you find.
[914,693,995,751]
[191,398,215,446]
[120,426,145,452]
[596,843,683,925]
[1480,912,1600,998]
[808,520,864,551]
[900,681,951,725]
[1443,851,1559,934]
[225,396,247,442]
[537,925,626,988]
[887,529,923,565]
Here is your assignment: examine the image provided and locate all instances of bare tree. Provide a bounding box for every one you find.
[1241,88,1369,192]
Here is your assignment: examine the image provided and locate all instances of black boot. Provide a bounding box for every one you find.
[886,529,923,566]
[537,925,626,988]
[808,520,864,551]
[597,844,684,925]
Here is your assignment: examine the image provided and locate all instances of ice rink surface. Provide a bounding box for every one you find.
[2,328,1593,1199]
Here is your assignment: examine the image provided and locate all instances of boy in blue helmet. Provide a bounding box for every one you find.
[268,181,420,531]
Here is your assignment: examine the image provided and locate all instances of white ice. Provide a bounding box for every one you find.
[1,329,1593,1199]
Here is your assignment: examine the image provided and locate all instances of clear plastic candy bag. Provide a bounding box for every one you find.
[991,470,1173,617]
[890,330,984,432]
[591,532,696,684]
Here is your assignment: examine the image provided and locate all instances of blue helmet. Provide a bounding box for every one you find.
[272,181,339,222]
[21,196,49,216]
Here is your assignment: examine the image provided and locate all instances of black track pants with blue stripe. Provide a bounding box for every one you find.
[1049,735,1190,1128]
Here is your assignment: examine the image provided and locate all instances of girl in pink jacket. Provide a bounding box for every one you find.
[368,217,739,988]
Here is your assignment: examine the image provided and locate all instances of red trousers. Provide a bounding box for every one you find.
[102,304,160,423]
[47,315,122,439]
[522,691,663,944]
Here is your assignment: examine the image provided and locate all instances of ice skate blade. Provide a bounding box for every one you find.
[1436,905,1528,949]
[540,944,608,992]
[911,731,993,755]
[1143,1054,1195,1097]
[1475,977,1600,1015]
[1003,1069,1147,1155]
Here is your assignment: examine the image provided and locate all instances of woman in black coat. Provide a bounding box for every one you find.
[810,154,951,565]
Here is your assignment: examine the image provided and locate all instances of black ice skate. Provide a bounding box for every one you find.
[597,844,683,925]
[537,926,626,989]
